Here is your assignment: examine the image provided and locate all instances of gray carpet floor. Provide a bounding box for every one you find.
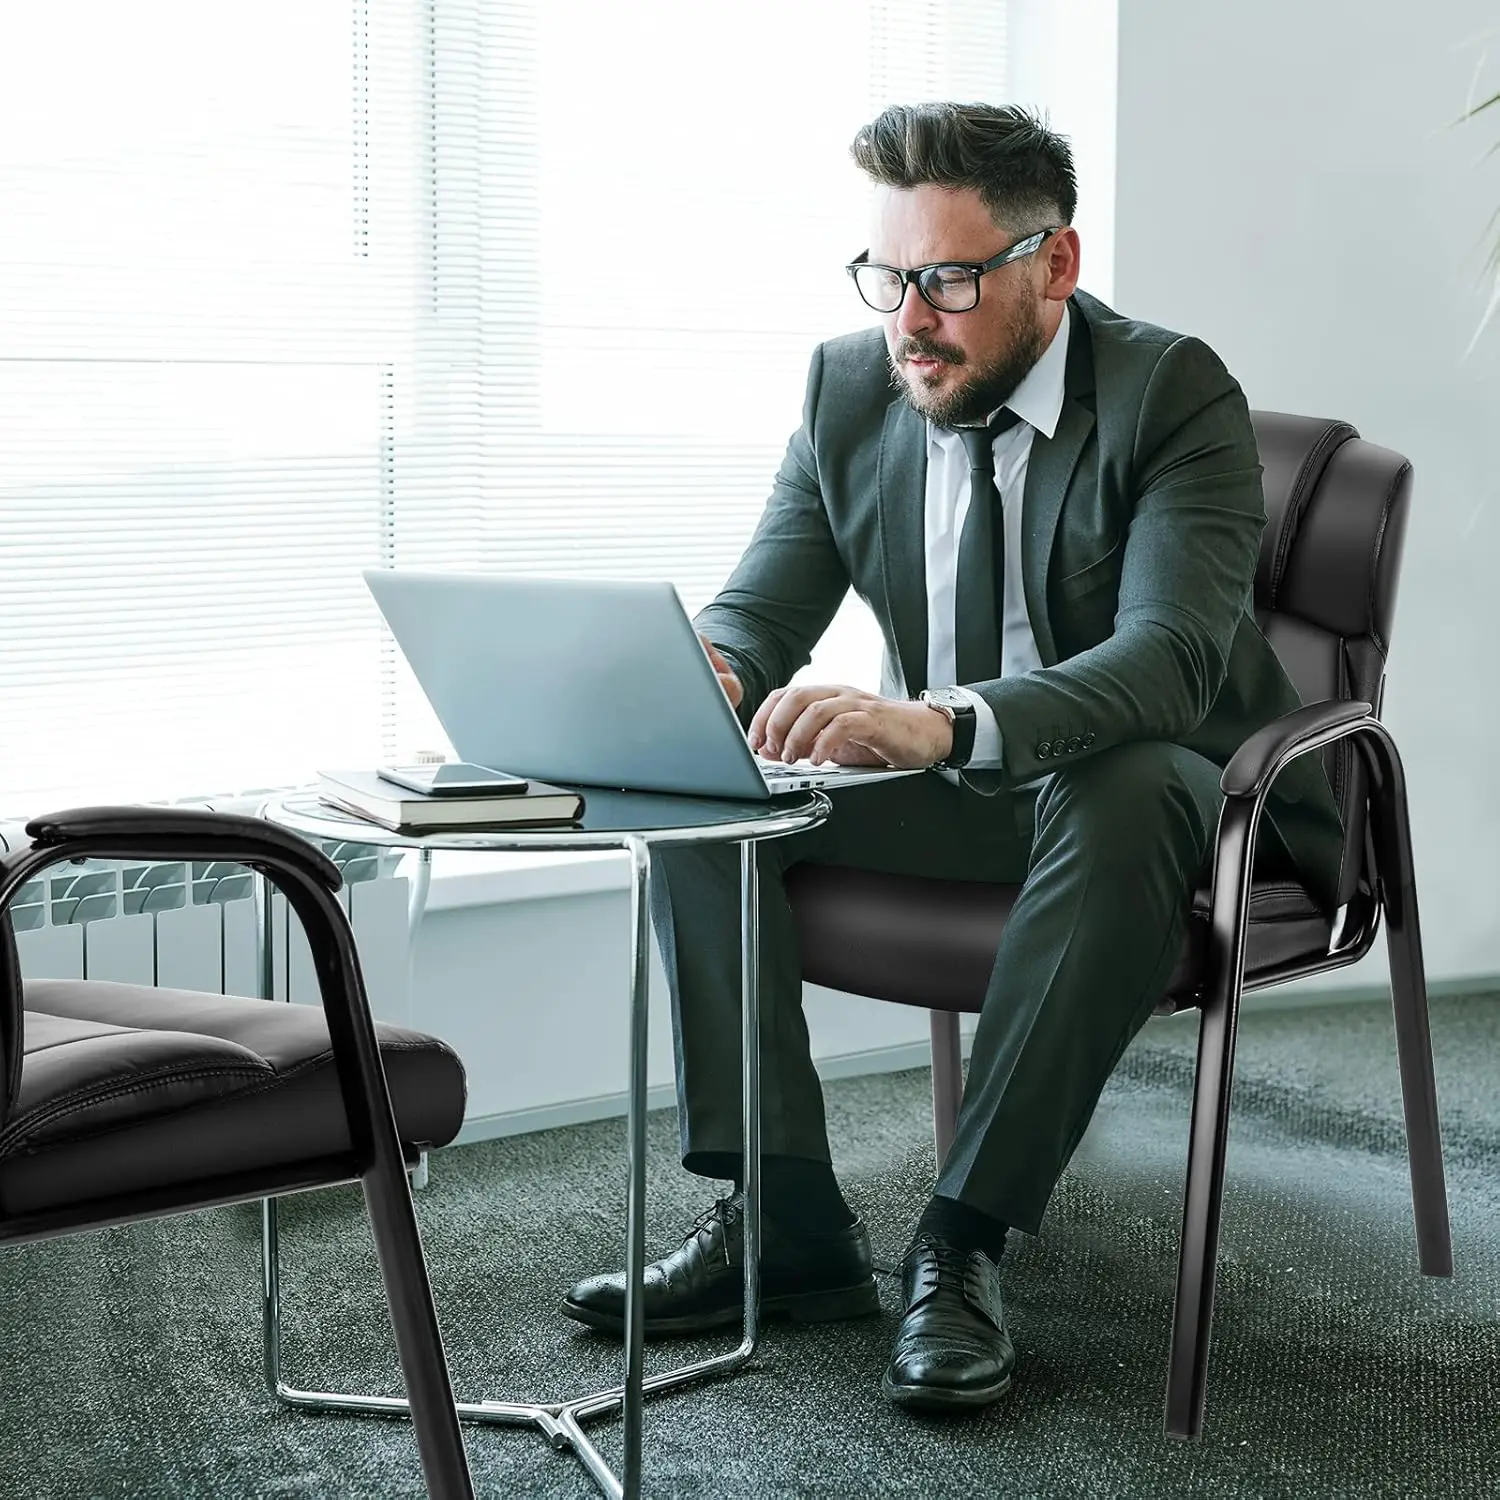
[2,992,1497,1499]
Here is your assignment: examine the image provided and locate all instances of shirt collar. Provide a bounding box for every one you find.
[927,299,1071,449]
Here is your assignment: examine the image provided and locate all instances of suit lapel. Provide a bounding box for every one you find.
[876,397,929,696]
[1020,303,1097,667]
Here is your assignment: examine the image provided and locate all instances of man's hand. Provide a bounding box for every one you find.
[697,634,743,711]
[748,684,952,770]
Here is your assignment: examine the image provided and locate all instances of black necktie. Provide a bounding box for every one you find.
[953,408,1022,686]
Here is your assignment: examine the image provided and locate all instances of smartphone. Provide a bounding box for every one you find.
[376,763,530,798]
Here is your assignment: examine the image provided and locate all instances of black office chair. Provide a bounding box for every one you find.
[0,806,474,1499]
[785,412,1451,1442]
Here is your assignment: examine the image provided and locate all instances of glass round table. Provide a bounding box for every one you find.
[257,783,832,1500]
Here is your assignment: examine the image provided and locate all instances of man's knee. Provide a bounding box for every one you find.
[1034,740,1218,866]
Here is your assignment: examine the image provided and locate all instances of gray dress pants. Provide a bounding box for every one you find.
[649,741,1304,1236]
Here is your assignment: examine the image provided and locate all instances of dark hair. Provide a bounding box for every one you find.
[849,102,1077,233]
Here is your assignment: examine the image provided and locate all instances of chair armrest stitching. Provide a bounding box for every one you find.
[23,1028,150,1061]
[98,1038,466,1142]
[203,1034,454,1095]
[0,1063,273,1154]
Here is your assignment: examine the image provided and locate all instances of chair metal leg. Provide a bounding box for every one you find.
[252,870,473,1499]
[1165,975,1240,1441]
[929,1010,963,1172]
[1356,726,1452,1275]
[1164,795,1258,1442]
[361,1152,476,1499]
[1163,714,1453,1443]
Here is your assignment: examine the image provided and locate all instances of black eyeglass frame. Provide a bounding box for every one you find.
[845,226,1062,313]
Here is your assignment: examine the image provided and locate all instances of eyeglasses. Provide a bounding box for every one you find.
[846,227,1060,314]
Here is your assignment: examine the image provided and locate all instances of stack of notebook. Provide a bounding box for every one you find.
[316,769,584,832]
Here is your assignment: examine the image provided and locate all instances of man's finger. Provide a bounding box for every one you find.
[697,632,728,670]
[777,694,852,762]
[761,688,830,757]
[696,634,744,707]
[748,687,786,748]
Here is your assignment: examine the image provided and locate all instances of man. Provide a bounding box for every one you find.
[563,102,1345,1411]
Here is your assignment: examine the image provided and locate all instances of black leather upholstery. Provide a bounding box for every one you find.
[788,863,1334,1017]
[787,411,1414,1015]
[1255,414,1412,912]
[1,980,465,1216]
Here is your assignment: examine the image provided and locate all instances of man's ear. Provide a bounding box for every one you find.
[1045,227,1081,301]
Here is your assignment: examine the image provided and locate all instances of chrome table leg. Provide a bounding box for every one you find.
[407,849,433,1192]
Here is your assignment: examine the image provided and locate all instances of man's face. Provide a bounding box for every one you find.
[868,184,1066,428]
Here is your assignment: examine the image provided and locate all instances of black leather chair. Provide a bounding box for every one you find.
[0,806,474,1499]
[785,412,1452,1441]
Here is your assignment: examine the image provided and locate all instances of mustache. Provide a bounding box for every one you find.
[894,335,966,365]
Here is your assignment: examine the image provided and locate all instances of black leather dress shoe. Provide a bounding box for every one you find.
[881,1236,1015,1412]
[562,1191,880,1338]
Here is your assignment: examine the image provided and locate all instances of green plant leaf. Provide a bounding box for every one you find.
[1453,90,1500,127]
[1460,71,1500,345]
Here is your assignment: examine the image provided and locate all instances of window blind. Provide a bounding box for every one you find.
[0,0,1008,817]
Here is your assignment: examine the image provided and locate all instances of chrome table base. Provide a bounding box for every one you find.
[264,1176,758,1500]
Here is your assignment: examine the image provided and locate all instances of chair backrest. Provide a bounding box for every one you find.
[1249,412,1413,911]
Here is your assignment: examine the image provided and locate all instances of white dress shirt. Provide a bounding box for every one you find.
[924,301,1071,779]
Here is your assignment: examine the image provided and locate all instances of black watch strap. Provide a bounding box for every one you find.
[938,701,977,768]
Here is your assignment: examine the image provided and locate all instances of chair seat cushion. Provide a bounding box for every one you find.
[787,865,1335,1017]
[0,979,467,1216]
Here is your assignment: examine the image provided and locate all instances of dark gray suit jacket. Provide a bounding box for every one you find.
[695,288,1345,912]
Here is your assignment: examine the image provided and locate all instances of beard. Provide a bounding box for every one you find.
[887,297,1048,428]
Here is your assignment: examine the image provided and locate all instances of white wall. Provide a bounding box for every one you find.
[1006,0,1118,305]
[1113,0,1500,991]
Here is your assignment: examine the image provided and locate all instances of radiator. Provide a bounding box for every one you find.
[2,806,413,1026]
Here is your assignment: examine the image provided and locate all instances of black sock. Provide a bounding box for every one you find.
[913,1194,1008,1264]
[684,1151,856,1233]
[755,1155,858,1233]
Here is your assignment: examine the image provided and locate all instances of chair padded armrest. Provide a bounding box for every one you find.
[1221,700,1372,800]
[24,805,340,891]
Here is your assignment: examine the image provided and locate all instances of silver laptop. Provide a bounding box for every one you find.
[361,568,920,800]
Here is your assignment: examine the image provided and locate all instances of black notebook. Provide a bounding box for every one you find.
[316,769,584,831]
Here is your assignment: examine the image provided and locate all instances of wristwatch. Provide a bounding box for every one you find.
[919,687,977,769]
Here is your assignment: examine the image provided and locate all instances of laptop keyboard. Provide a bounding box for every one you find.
[756,754,855,779]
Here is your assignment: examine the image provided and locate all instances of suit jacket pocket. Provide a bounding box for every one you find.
[1054,537,1123,601]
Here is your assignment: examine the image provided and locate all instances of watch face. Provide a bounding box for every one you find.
[925,687,968,711]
